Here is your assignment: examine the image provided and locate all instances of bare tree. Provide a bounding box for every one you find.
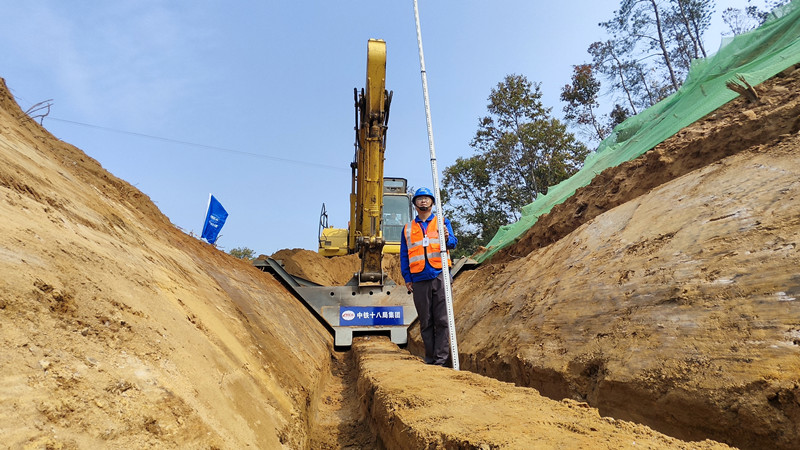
[723,0,791,35]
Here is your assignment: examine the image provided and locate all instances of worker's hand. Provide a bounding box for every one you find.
[405,282,413,292]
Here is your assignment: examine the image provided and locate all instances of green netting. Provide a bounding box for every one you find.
[473,0,800,263]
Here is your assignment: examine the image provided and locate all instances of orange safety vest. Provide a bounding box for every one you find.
[403,218,452,273]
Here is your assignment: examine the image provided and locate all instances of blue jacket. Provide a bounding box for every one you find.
[400,214,457,283]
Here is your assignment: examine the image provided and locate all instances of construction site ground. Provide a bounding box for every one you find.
[1,66,799,449]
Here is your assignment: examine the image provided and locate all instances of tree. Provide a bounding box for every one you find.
[609,104,632,128]
[443,74,589,256]
[670,0,712,61]
[601,0,680,92]
[588,40,653,115]
[596,0,713,109]
[561,64,608,143]
[229,247,256,261]
[722,7,755,35]
[442,155,509,256]
[723,0,791,35]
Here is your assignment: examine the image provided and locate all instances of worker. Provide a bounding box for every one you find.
[400,187,457,366]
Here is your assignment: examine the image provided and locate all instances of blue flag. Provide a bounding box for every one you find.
[201,194,228,244]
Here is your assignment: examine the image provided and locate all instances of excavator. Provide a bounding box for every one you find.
[318,39,411,262]
[318,177,410,258]
[254,39,417,346]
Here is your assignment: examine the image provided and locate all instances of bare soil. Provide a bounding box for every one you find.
[446,66,800,449]
[1,65,799,449]
[0,78,332,449]
[268,248,404,287]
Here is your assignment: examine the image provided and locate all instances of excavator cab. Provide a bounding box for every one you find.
[381,177,412,254]
[318,205,348,257]
[318,177,411,257]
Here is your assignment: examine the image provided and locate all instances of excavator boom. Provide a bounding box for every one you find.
[351,39,390,285]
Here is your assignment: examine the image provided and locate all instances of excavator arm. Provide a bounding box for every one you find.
[350,39,392,286]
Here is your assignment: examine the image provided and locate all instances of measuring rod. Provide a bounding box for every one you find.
[412,0,460,371]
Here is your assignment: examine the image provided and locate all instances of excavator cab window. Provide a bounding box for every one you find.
[382,194,411,243]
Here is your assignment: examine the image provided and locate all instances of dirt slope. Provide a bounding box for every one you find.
[0,78,334,448]
[448,67,800,449]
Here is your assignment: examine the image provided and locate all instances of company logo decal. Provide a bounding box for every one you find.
[338,306,404,326]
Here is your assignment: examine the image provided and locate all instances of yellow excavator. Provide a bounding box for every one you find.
[255,39,416,346]
[318,39,412,278]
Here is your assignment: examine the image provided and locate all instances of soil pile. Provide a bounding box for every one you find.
[353,336,729,449]
[268,249,404,287]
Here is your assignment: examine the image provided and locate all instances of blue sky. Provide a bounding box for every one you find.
[1,1,750,256]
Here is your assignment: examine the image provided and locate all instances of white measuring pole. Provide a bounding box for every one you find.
[412,0,459,371]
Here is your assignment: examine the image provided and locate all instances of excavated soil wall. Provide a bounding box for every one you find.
[2,74,730,449]
[351,336,731,449]
[443,69,800,449]
[0,78,334,448]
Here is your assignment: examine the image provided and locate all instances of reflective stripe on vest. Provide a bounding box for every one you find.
[403,218,452,273]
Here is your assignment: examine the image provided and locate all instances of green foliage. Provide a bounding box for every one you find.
[443,74,589,256]
[442,156,509,256]
[447,220,484,260]
[229,247,256,261]
[561,64,607,143]
[609,104,631,128]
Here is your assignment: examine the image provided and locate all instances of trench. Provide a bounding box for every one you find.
[283,69,800,448]
[307,347,378,449]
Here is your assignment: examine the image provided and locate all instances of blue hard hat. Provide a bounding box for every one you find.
[412,187,435,204]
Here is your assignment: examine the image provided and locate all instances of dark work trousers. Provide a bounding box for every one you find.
[412,271,451,365]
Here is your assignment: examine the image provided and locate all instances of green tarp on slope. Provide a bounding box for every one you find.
[474,0,800,263]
